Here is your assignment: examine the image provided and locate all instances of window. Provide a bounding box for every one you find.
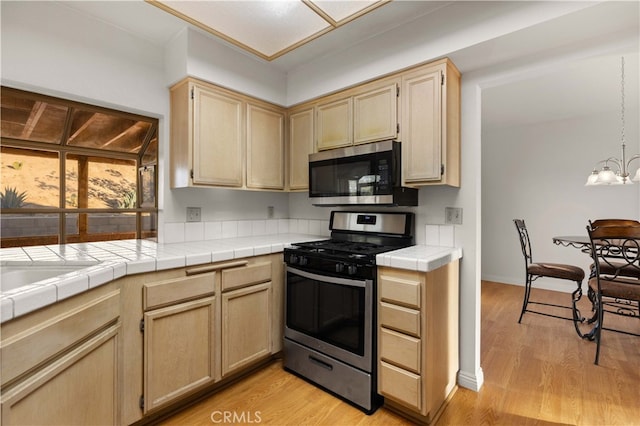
[0,87,158,247]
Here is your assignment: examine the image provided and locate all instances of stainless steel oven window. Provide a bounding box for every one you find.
[284,267,373,372]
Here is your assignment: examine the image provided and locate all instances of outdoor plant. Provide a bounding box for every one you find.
[119,189,137,209]
[1,187,28,208]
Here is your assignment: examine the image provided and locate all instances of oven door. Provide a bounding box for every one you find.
[285,266,373,372]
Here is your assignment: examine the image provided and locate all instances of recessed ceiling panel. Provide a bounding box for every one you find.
[148,0,390,60]
[312,0,381,23]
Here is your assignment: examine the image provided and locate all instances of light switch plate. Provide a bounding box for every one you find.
[445,207,462,225]
[186,207,201,222]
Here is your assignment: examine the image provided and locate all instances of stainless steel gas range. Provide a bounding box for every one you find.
[283,211,414,413]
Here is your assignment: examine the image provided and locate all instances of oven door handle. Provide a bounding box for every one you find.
[286,266,370,288]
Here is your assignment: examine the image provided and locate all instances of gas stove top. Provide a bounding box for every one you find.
[289,239,402,258]
[285,211,414,279]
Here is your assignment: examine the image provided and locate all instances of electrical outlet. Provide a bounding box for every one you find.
[445,207,462,225]
[186,207,201,222]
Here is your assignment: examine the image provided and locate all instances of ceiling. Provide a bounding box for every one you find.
[53,1,640,129]
[146,0,392,61]
[58,0,454,71]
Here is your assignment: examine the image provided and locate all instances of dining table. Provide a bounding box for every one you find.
[552,235,598,340]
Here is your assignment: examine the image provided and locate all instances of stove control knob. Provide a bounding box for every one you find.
[335,263,344,273]
[299,256,309,266]
[347,264,358,275]
[289,254,299,264]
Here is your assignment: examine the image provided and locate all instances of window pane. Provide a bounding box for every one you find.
[67,109,152,154]
[141,211,158,240]
[88,212,137,236]
[1,147,59,208]
[141,130,158,166]
[65,155,137,208]
[0,90,69,144]
[0,213,60,247]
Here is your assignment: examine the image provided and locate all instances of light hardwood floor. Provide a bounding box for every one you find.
[159,281,640,425]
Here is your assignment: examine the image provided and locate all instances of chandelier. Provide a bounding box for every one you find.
[585,56,640,186]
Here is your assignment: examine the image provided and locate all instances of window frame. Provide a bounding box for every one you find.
[1,87,159,247]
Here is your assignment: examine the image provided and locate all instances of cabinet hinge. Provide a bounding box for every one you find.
[139,318,145,333]
[139,395,144,410]
[190,169,194,179]
[396,123,400,134]
[441,73,445,86]
[441,164,445,176]
[396,84,399,97]
[190,88,194,99]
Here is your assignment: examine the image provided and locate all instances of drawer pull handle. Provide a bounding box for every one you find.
[185,260,249,276]
[308,355,333,371]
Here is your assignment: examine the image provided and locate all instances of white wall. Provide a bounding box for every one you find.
[1,2,292,243]
[482,108,640,291]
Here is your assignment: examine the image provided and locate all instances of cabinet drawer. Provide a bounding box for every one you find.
[379,361,421,411]
[143,272,215,311]
[379,273,421,309]
[380,302,420,337]
[222,262,271,292]
[380,328,421,373]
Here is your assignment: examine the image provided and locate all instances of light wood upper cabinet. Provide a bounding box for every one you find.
[246,102,285,190]
[316,80,399,151]
[400,59,460,187]
[316,97,353,150]
[288,107,314,190]
[170,78,285,191]
[170,80,244,188]
[353,82,398,144]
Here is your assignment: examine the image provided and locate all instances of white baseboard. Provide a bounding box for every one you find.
[457,367,484,392]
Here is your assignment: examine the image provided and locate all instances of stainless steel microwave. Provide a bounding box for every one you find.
[308,140,418,206]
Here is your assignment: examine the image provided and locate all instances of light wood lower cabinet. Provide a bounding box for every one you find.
[0,283,121,425]
[1,325,120,425]
[120,254,283,423]
[377,260,459,424]
[222,282,272,376]
[143,296,216,414]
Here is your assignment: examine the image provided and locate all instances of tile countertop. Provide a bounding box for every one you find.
[0,237,462,323]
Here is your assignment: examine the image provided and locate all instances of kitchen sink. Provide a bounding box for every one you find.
[0,264,96,292]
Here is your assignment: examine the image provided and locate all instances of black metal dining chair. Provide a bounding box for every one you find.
[513,219,585,324]
[586,223,640,364]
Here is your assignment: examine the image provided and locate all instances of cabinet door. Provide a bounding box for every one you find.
[353,83,398,144]
[193,86,244,187]
[316,97,352,150]
[246,103,285,190]
[221,282,272,377]
[1,325,120,425]
[401,67,442,183]
[288,107,314,190]
[143,297,216,413]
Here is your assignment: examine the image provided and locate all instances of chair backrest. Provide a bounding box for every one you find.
[590,219,640,228]
[587,224,640,281]
[513,219,533,266]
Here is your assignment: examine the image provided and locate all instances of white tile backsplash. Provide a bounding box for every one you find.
[161,218,328,242]
[204,221,223,240]
[222,221,239,239]
[425,224,456,247]
[164,223,185,244]
[184,222,204,242]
